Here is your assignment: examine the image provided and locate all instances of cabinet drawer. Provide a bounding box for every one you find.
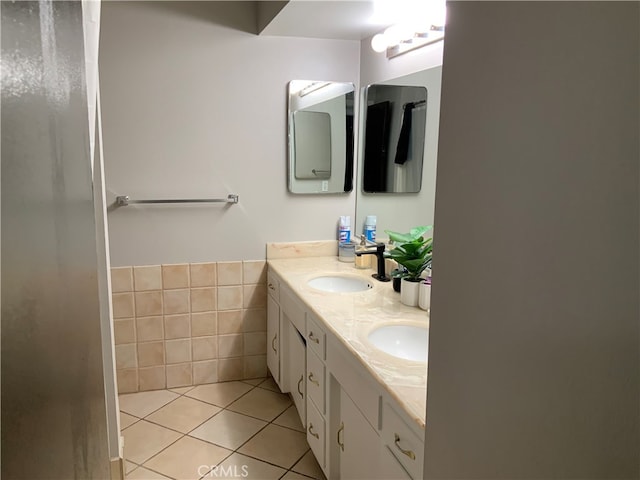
[306,400,325,469]
[381,403,424,480]
[306,348,325,414]
[379,445,412,479]
[306,313,326,360]
[267,271,279,302]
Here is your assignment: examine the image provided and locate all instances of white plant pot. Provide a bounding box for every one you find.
[400,278,421,307]
[419,282,431,311]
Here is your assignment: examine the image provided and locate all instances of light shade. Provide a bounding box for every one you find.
[370,33,388,53]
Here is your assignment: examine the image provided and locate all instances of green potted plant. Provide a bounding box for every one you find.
[384,226,433,306]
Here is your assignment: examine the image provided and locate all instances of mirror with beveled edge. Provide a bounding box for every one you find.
[287,80,355,194]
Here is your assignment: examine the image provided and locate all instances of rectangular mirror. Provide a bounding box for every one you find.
[355,66,443,238]
[362,84,428,193]
[288,80,355,194]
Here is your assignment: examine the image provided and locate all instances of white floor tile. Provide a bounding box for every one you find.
[144,436,232,480]
[119,390,179,418]
[122,420,181,465]
[238,424,308,469]
[212,453,286,479]
[185,381,252,407]
[190,409,266,450]
[227,387,291,421]
[126,466,172,479]
[146,396,220,433]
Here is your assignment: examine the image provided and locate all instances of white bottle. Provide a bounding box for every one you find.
[364,215,377,242]
[338,216,351,244]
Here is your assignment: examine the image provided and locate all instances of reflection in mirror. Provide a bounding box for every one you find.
[288,80,355,194]
[355,66,442,239]
[362,84,427,193]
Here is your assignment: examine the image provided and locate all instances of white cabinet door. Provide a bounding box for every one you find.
[267,295,280,386]
[287,320,306,426]
[338,387,381,480]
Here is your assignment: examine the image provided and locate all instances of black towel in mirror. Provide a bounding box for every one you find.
[394,102,415,165]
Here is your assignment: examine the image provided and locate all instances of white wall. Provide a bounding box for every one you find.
[425,2,639,477]
[360,34,443,88]
[100,2,359,266]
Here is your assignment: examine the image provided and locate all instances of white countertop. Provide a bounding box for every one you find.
[267,255,429,429]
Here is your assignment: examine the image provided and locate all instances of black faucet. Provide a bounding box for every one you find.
[355,243,390,282]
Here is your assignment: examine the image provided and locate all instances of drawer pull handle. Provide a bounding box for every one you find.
[268,282,276,291]
[297,375,304,398]
[308,423,319,439]
[308,331,320,344]
[271,334,278,354]
[308,372,320,386]
[394,433,416,460]
[337,421,345,452]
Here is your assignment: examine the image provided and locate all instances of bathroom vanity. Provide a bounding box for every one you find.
[266,242,429,479]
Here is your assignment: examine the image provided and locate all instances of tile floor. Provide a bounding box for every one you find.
[119,377,326,480]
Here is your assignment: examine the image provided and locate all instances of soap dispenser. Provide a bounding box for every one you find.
[355,235,370,269]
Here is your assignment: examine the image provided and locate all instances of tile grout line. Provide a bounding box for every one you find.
[122,381,263,479]
[121,380,322,479]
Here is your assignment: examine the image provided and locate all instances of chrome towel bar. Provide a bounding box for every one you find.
[115,194,239,207]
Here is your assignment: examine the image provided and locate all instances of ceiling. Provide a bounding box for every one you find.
[259,0,394,41]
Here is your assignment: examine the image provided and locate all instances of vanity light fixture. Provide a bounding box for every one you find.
[370,0,446,58]
[371,24,444,58]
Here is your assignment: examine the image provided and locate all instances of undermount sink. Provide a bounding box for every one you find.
[307,275,373,293]
[368,324,428,362]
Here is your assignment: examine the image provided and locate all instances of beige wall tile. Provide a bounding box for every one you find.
[243,285,266,309]
[218,286,242,311]
[166,339,192,364]
[135,291,162,316]
[218,310,243,334]
[166,363,193,388]
[191,287,216,312]
[133,265,162,291]
[162,264,190,289]
[243,308,267,332]
[136,316,164,342]
[163,289,190,314]
[218,358,243,382]
[244,332,266,356]
[192,336,217,361]
[114,318,136,344]
[115,344,137,369]
[242,260,266,285]
[218,334,243,358]
[191,312,217,337]
[217,261,243,286]
[117,368,138,394]
[190,263,216,287]
[138,366,166,391]
[138,341,165,367]
[244,355,267,379]
[164,314,191,339]
[111,267,133,293]
[193,360,218,385]
[112,292,134,319]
